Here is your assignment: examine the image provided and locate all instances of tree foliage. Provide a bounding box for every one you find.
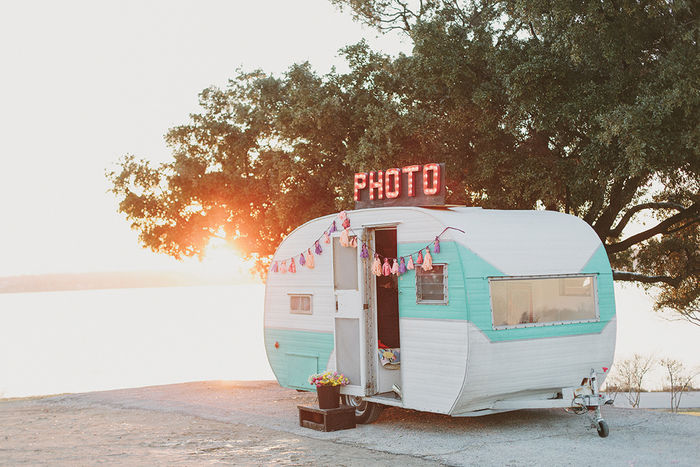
[108,0,699,320]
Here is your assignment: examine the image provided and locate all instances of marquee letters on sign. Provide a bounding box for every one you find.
[354,162,446,209]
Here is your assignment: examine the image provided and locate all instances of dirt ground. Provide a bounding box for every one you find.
[2,381,699,466]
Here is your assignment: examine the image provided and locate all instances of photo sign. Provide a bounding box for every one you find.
[354,163,445,209]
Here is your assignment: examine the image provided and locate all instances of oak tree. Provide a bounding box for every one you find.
[109,0,699,321]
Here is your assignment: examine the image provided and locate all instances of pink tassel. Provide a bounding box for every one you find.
[323,231,330,244]
[289,258,296,273]
[372,255,382,276]
[416,250,423,265]
[422,247,433,271]
[340,228,350,247]
[342,217,350,229]
[339,211,347,221]
[350,236,358,248]
[407,255,415,270]
[382,258,391,276]
[280,261,287,273]
[306,249,315,269]
[391,259,399,275]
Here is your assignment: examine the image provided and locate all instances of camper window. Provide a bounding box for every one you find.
[416,264,448,304]
[289,294,312,315]
[489,275,598,328]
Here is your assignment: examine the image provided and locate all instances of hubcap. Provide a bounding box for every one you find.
[344,395,367,413]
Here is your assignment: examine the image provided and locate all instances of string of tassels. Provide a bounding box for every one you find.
[270,210,465,275]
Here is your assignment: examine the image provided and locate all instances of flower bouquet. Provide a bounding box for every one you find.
[308,370,349,409]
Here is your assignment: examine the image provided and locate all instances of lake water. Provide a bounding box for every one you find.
[0,285,274,398]
[1,283,698,399]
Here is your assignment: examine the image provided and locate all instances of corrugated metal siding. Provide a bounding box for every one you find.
[400,318,469,413]
[263,328,334,390]
[451,320,616,414]
[429,207,602,275]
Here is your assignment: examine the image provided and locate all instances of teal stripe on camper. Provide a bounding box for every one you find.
[398,241,468,320]
[398,241,615,342]
[264,328,334,391]
[464,242,615,341]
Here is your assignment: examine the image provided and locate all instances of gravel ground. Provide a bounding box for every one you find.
[2,381,699,466]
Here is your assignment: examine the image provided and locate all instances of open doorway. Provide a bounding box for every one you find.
[374,229,400,348]
[373,228,401,396]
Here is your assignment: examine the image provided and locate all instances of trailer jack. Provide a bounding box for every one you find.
[565,368,611,437]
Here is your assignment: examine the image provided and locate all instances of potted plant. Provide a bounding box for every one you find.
[308,370,349,409]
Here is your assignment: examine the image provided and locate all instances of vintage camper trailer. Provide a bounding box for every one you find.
[264,206,616,437]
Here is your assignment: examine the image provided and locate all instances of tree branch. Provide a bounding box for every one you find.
[608,202,686,237]
[593,176,643,240]
[606,203,699,253]
[613,270,682,287]
[529,22,539,42]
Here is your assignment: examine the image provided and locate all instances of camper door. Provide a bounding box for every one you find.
[331,232,370,396]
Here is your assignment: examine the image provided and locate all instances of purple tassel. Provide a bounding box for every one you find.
[360,243,369,258]
[299,253,306,266]
[315,240,322,255]
[329,221,337,234]
[271,261,279,273]
[398,257,407,274]
[342,217,350,229]
[434,236,440,254]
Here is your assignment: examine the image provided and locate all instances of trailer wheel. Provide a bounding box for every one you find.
[596,419,609,438]
[342,395,383,424]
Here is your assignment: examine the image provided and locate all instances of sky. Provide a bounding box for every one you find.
[0,0,410,276]
[0,1,697,380]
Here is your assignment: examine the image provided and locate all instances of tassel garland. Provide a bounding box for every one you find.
[422,247,433,271]
[270,218,452,275]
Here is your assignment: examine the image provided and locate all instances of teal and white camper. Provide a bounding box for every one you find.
[264,207,616,437]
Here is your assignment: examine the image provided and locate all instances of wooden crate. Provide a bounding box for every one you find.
[298,405,356,432]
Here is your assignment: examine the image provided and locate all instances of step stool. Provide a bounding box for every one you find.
[298,405,356,432]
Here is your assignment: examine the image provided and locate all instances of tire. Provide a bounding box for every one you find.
[342,395,383,424]
[596,419,609,438]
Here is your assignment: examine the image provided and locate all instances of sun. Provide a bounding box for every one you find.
[187,237,258,283]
